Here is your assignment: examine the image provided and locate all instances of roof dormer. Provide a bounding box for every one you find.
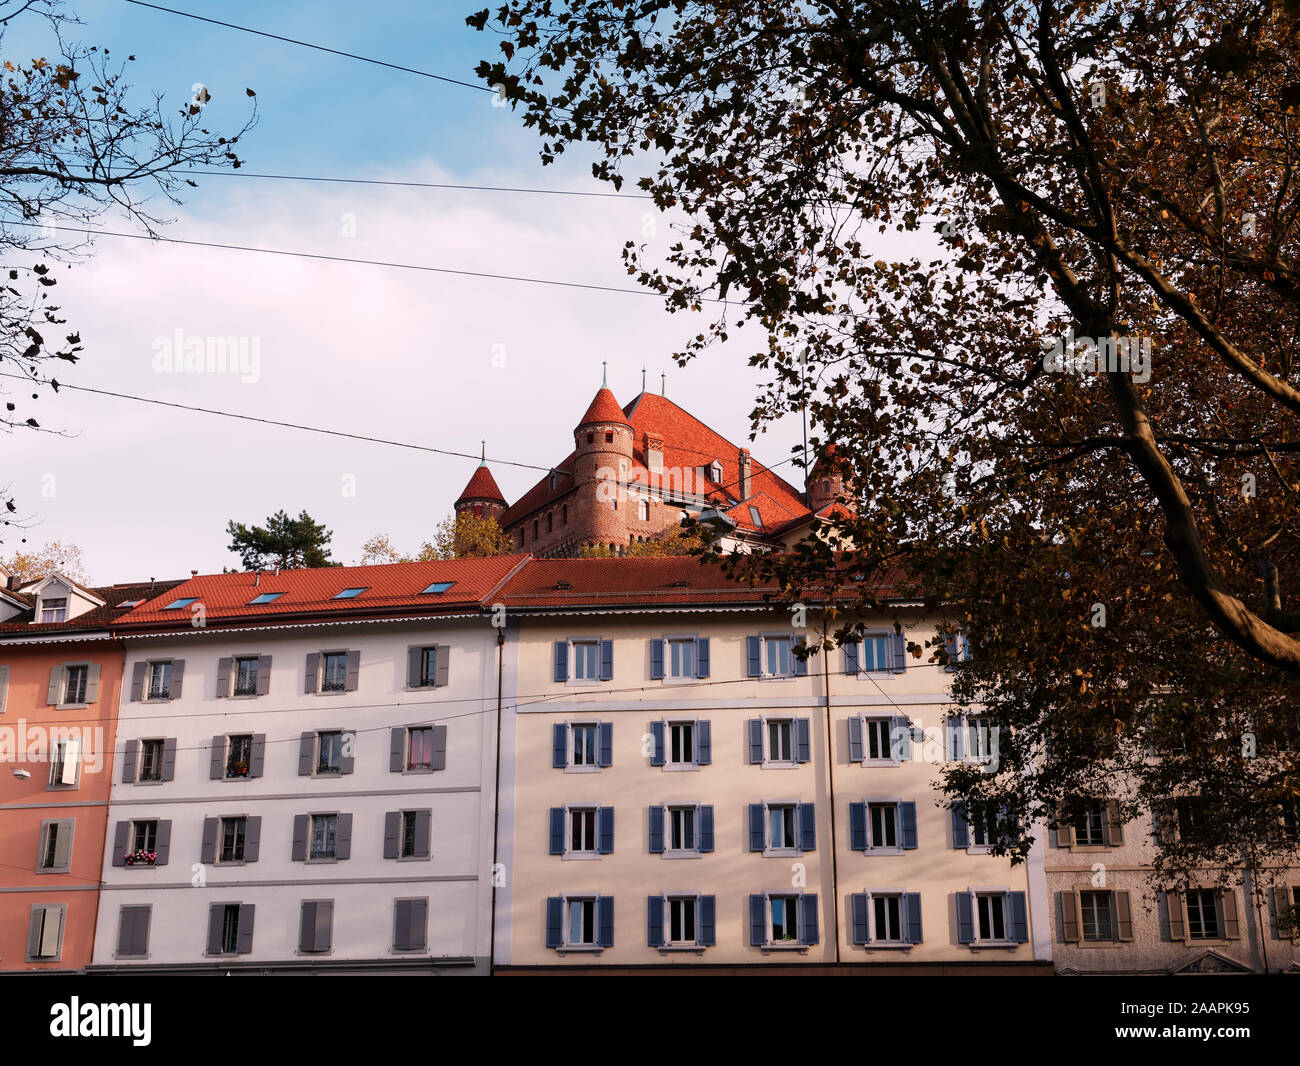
[27,573,103,625]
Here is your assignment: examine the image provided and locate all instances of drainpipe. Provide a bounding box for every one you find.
[489,625,505,975]
[821,610,842,964]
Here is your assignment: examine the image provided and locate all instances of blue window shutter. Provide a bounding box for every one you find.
[850,893,870,944]
[598,722,613,767]
[647,895,664,948]
[891,717,912,762]
[799,894,819,945]
[699,805,714,852]
[951,804,970,849]
[546,898,563,948]
[795,718,811,763]
[599,639,614,681]
[844,641,860,675]
[597,896,614,947]
[549,808,565,855]
[749,804,765,851]
[904,893,923,943]
[847,716,863,762]
[749,895,766,946]
[696,720,711,765]
[649,639,665,680]
[747,719,763,764]
[1009,892,1029,943]
[799,803,816,852]
[553,641,568,683]
[901,802,918,849]
[648,806,664,854]
[943,631,959,671]
[956,893,974,944]
[695,637,710,678]
[746,636,761,677]
[552,724,567,768]
[948,717,964,760]
[793,639,809,676]
[699,895,716,946]
[890,632,908,672]
[849,802,867,851]
[598,806,614,854]
[650,721,665,766]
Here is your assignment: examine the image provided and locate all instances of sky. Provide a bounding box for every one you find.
[1,0,811,581]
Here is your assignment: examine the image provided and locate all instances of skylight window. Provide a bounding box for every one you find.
[162,598,197,610]
[420,581,455,595]
[333,587,367,599]
[749,506,763,528]
[115,599,144,609]
[247,593,283,605]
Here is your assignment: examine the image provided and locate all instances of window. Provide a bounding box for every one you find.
[321,652,348,692]
[866,718,890,761]
[247,592,282,605]
[1079,890,1115,941]
[667,722,695,766]
[869,803,899,849]
[299,901,334,953]
[27,904,64,960]
[420,582,455,595]
[219,818,247,863]
[1186,889,1220,939]
[569,898,598,944]
[139,739,165,782]
[384,809,431,860]
[956,891,1028,946]
[942,628,973,670]
[315,731,343,775]
[418,647,440,688]
[64,664,88,704]
[219,904,241,954]
[846,633,907,674]
[553,721,612,770]
[637,499,650,521]
[746,715,812,765]
[226,734,252,778]
[547,513,554,533]
[768,803,798,850]
[770,896,799,942]
[310,815,338,860]
[976,892,1007,941]
[668,806,697,851]
[850,800,918,853]
[572,640,600,681]
[116,905,150,958]
[850,891,922,947]
[233,656,260,696]
[40,597,68,623]
[146,661,172,700]
[604,430,614,443]
[553,639,614,683]
[544,895,614,950]
[749,505,763,528]
[562,504,568,525]
[132,820,158,854]
[668,638,695,680]
[668,897,696,944]
[48,738,80,787]
[333,587,366,599]
[401,811,420,858]
[393,899,429,952]
[586,432,594,444]
[407,727,435,771]
[650,636,710,682]
[747,634,807,679]
[549,805,613,857]
[1073,801,1106,847]
[533,520,539,540]
[970,809,1002,848]
[162,597,197,610]
[116,599,144,609]
[573,724,598,766]
[873,894,904,942]
[37,820,73,873]
[766,636,791,676]
[569,808,597,855]
[708,461,722,482]
[965,715,996,762]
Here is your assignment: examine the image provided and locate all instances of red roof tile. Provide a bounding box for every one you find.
[0,580,185,637]
[496,556,780,608]
[457,463,506,504]
[578,387,632,427]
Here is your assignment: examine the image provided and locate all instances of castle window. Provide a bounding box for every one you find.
[533,520,539,541]
[549,471,558,491]
[562,505,568,526]
[605,430,614,443]
[547,513,554,534]
[822,480,831,494]
[708,461,722,483]
[638,500,650,521]
[473,504,483,518]
[586,432,594,445]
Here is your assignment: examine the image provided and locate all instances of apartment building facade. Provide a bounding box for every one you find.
[86,557,525,975]
[490,557,1053,974]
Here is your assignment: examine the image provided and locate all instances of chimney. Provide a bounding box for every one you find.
[190,570,198,577]
[738,448,752,500]
[645,433,664,473]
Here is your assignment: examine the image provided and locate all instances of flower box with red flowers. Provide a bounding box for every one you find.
[124,849,157,866]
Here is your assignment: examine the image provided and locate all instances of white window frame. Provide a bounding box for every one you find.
[565,720,602,773]
[968,888,1016,946]
[663,635,699,684]
[47,737,81,789]
[862,716,899,766]
[57,661,91,708]
[562,895,600,949]
[766,893,803,948]
[762,799,802,857]
[231,655,261,698]
[850,632,905,676]
[318,650,349,694]
[866,890,907,945]
[39,597,68,624]
[1072,800,1107,848]
[562,805,599,860]
[665,894,700,947]
[757,632,797,680]
[308,813,339,862]
[217,816,248,865]
[665,720,697,768]
[865,799,904,855]
[665,804,701,857]
[569,639,602,684]
[1185,887,1222,941]
[36,818,74,873]
[760,716,798,768]
[1078,888,1118,943]
[144,660,174,702]
[27,903,66,961]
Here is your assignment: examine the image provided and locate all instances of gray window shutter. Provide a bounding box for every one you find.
[890,633,908,671]
[200,817,218,864]
[26,906,45,958]
[291,815,308,861]
[250,734,265,778]
[848,717,863,761]
[746,636,761,677]
[120,740,138,784]
[297,732,314,776]
[696,720,711,765]
[339,730,355,775]
[344,649,361,692]
[903,893,923,943]
[1009,891,1029,943]
[749,804,765,852]
[849,802,867,851]
[46,666,63,705]
[795,718,811,763]
[597,896,614,947]
[747,719,763,763]
[793,640,809,676]
[154,820,172,865]
[648,806,664,853]
[414,809,431,858]
[435,646,449,687]
[799,894,819,945]
[112,821,129,867]
[431,725,447,771]
[1106,800,1125,846]
[215,657,232,698]
[304,652,320,694]
[237,904,255,953]
[597,722,613,767]
[891,717,912,762]
[206,905,224,955]
[647,895,665,947]
[390,728,406,773]
[394,899,412,950]
[750,895,766,946]
[209,736,225,780]
[699,895,716,946]
[699,805,714,852]
[1221,891,1241,940]
[1116,891,1133,941]
[552,641,568,682]
[51,821,72,871]
[901,802,918,849]
[315,901,334,951]
[1060,890,1080,942]
[1055,808,1074,848]
[695,637,710,678]
[799,803,816,852]
[552,724,567,768]
[649,721,665,766]
[545,898,563,948]
[598,639,613,681]
[244,817,261,862]
[84,663,101,704]
[118,906,149,957]
[1167,891,1186,941]
[168,660,185,699]
[161,738,177,782]
[255,655,272,695]
[948,716,964,760]
[844,641,860,675]
[408,899,428,950]
[384,812,401,859]
[956,892,975,943]
[549,808,565,855]
[130,661,147,701]
[851,893,870,944]
[335,813,352,860]
[598,806,615,854]
[952,804,970,848]
[407,647,423,688]
[299,902,316,951]
[649,639,665,680]
[0,665,7,713]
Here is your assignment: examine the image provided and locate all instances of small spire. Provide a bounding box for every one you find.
[660,371,666,396]
[642,366,647,392]
[602,359,607,387]
[479,440,486,465]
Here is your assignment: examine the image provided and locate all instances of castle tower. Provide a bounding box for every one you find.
[807,444,856,514]
[572,387,634,552]
[454,446,507,522]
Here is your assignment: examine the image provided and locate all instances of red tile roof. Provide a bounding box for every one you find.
[578,387,631,427]
[457,463,506,504]
[0,580,185,637]
[495,556,781,608]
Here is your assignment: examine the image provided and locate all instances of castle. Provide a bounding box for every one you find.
[453,384,852,556]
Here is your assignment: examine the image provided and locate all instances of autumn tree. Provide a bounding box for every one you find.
[359,514,515,564]
[576,525,706,558]
[227,510,334,571]
[472,0,1300,882]
[1,538,86,584]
